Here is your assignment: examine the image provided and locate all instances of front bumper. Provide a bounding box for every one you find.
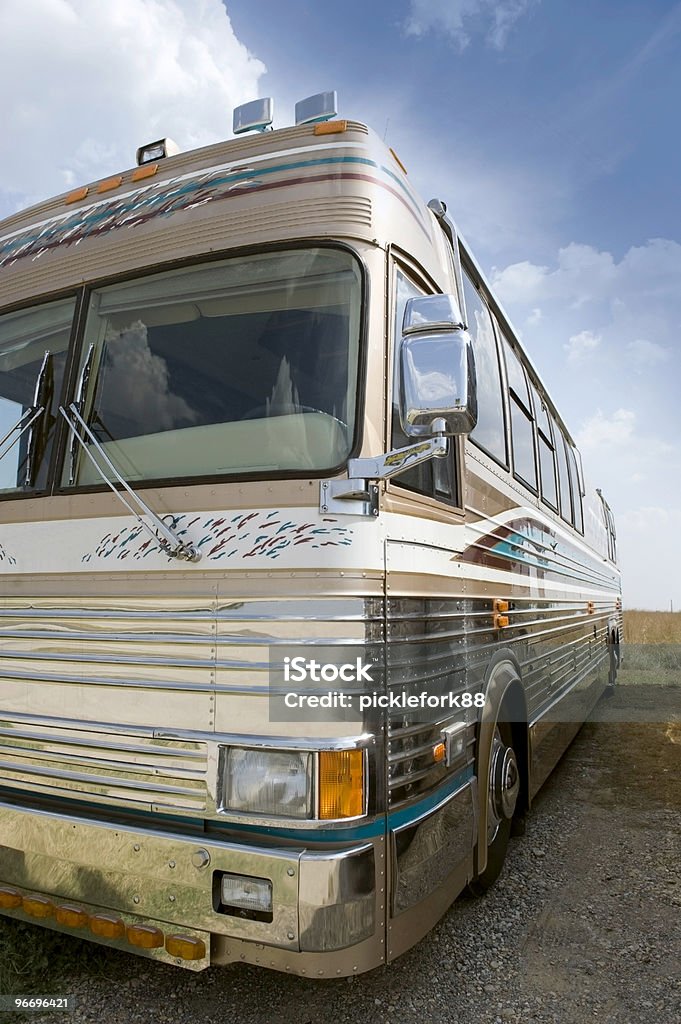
[0,800,379,972]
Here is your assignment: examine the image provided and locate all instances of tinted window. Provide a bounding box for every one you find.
[531,383,558,510]
[555,427,573,524]
[0,297,73,493]
[462,273,506,464]
[567,445,583,533]
[504,340,537,491]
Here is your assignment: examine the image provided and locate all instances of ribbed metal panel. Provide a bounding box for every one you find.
[0,588,383,818]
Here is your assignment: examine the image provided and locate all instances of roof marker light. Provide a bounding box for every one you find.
[233,97,274,135]
[136,138,180,166]
[65,186,89,205]
[295,90,338,126]
[314,121,348,135]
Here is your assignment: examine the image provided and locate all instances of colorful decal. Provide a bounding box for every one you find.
[384,442,431,468]
[81,511,353,563]
[0,542,17,566]
[0,154,429,271]
[460,516,615,587]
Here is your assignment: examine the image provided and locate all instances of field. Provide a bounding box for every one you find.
[620,609,681,686]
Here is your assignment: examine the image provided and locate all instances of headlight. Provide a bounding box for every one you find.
[221,746,366,820]
[222,747,313,819]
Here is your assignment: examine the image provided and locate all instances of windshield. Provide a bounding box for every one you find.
[69,247,362,486]
[0,297,73,493]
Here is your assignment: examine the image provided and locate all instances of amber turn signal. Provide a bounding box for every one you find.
[126,924,164,949]
[89,913,126,939]
[165,935,206,960]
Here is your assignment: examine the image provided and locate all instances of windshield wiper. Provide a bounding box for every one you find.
[66,343,95,486]
[24,350,54,488]
[59,402,201,563]
[0,351,49,472]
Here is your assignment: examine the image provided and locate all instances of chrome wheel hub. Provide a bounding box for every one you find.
[487,729,520,843]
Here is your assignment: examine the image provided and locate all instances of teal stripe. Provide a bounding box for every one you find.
[0,764,474,846]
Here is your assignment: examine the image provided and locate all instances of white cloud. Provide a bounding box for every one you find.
[526,307,543,326]
[626,338,669,365]
[403,0,537,51]
[0,0,265,207]
[617,506,681,610]
[577,408,635,449]
[565,329,600,363]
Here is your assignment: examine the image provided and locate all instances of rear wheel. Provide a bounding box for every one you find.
[468,718,520,894]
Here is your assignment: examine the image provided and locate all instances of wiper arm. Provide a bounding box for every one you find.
[0,353,49,470]
[59,402,201,563]
[24,350,53,488]
[67,342,95,486]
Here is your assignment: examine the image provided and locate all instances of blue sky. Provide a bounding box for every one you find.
[0,0,679,608]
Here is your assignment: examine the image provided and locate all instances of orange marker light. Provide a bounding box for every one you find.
[165,935,206,960]
[65,186,89,204]
[0,887,22,909]
[97,175,123,194]
[494,598,509,613]
[56,904,89,928]
[89,913,125,939]
[314,120,348,135]
[131,163,159,181]
[319,750,364,819]
[433,742,446,763]
[494,613,510,629]
[126,924,164,949]
[22,896,54,918]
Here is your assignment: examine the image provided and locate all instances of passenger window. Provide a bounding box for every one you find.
[531,384,558,511]
[504,341,537,492]
[567,444,583,533]
[391,269,457,504]
[555,426,573,525]
[462,272,506,465]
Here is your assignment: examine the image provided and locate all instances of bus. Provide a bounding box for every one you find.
[0,93,622,976]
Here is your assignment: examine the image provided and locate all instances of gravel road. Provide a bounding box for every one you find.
[5,682,680,1024]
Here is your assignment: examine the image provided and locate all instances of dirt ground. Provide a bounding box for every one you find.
[2,680,679,1024]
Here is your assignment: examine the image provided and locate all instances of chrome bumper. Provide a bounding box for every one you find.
[0,800,377,970]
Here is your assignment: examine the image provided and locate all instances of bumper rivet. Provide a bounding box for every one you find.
[286,868,295,876]
[287,931,295,940]
[191,849,211,869]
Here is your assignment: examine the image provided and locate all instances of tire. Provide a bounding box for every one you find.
[468,717,520,895]
[606,629,620,692]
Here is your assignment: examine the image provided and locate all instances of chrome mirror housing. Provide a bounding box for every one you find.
[399,294,477,437]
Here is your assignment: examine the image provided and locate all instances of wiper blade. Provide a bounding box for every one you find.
[59,402,201,563]
[24,350,54,488]
[67,342,95,486]
[0,353,48,469]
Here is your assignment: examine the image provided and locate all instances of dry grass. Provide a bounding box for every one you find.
[620,610,681,686]
[623,609,681,644]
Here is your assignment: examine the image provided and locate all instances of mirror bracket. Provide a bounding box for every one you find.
[319,423,448,518]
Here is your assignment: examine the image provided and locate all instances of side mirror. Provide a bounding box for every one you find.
[399,294,477,437]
